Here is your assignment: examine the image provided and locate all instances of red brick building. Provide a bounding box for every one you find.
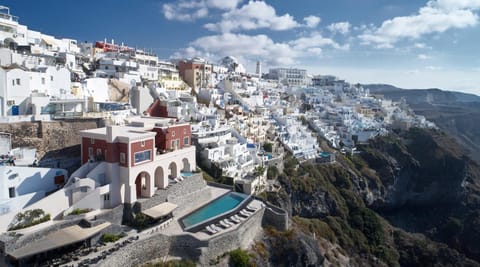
[79,117,196,204]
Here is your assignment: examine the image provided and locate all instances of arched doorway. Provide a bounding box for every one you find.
[154,166,165,189]
[135,171,151,199]
[182,158,190,172]
[3,38,16,50]
[168,162,177,179]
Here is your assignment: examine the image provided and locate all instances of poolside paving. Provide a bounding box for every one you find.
[160,186,230,237]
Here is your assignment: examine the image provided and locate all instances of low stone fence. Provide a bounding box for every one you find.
[197,208,265,265]
[98,208,265,267]
[93,204,125,225]
[98,234,172,267]
[206,181,234,190]
[252,196,289,231]
[168,187,212,217]
[138,174,207,211]
[262,204,290,231]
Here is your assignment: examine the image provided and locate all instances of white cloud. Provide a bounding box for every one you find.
[418,54,430,60]
[425,65,442,70]
[414,42,427,48]
[173,32,346,67]
[359,1,479,48]
[304,16,321,28]
[162,0,242,22]
[328,22,351,34]
[430,0,480,11]
[206,0,243,10]
[289,32,348,51]
[204,1,299,32]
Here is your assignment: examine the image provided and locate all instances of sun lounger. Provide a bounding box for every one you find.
[225,218,237,225]
[230,216,241,223]
[234,214,246,221]
[242,209,253,215]
[239,210,250,218]
[246,204,257,212]
[211,224,222,231]
[219,220,231,228]
[206,225,217,234]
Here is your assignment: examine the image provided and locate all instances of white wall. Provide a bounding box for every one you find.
[29,71,50,94]
[85,161,107,186]
[46,66,71,97]
[85,78,109,102]
[6,68,30,115]
[0,166,67,201]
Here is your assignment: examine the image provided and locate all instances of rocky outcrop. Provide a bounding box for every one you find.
[0,119,101,158]
[259,128,480,266]
[251,229,325,267]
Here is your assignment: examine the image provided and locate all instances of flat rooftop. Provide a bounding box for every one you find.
[8,222,111,260]
[80,126,156,142]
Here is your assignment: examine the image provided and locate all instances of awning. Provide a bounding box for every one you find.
[142,202,177,219]
[8,222,111,260]
[42,37,56,46]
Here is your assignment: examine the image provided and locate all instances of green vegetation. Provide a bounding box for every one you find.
[201,170,215,182]
[253,166,265,177]
[300,115,307,125]
[68,208,92,216]
[8,209,51,231]
[293,216,336,242]
[253,127,480,266]
[262,142,273,153]
[229,249,251,267]
[100,232,126,243]
[131,213,150,230]
[266,165,278,180]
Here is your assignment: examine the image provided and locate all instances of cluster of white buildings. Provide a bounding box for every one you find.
[0,5,438,247]
[300,77,436,150]
[0,5,195,122]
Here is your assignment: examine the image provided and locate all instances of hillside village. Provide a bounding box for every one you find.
[0,6,437,266]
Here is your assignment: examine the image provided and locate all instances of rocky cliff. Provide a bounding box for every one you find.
[250,128,480,266]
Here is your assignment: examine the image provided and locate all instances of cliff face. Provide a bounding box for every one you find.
[358,128,480,262]
[362,129,474,208]
[363,84,480,162]
[254,128,480,266]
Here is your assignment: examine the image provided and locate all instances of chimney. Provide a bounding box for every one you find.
[106,125,116,143]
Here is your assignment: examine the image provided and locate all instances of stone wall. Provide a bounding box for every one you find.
[94,204,125,225]
[138,174,208,212]
[98,234,172,267]
[98,208,265,267]
[197,208,265,265]
[0,119,101,159]
[262,204,290,231]
[168,187,212,217]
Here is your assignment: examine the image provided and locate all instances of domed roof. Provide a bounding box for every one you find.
[219,56,245,73]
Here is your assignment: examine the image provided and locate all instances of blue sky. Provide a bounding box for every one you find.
[3,0,480,95]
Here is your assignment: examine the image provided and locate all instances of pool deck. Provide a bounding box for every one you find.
[159,185,230,237]
[153,186,263,241]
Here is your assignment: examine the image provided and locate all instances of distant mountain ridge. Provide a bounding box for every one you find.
[363,84,480,163]
[364,84,480,103]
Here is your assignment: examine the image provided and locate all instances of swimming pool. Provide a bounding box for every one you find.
[181,192,249,231]
[181,172,194,177]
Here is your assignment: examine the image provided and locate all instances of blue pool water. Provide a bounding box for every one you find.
[181,192,248,229]
[181,172,193,177]
[320,152,330,157]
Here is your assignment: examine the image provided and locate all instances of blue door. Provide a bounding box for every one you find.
[11,105,19,115]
